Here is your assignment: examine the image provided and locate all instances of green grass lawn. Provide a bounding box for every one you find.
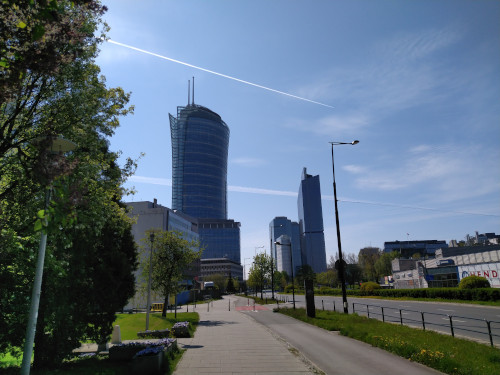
[0,312,199,374]
[277,307,500,375]
[115,311,199,340]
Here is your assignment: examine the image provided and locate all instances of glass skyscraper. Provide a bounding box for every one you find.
[298,168,327,273]
[169,104,229,219]
[269,217,302,273]
[169,97,240,264]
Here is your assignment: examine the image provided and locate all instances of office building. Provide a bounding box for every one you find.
[169,85,241,264]
[198,218,241,264]
[125,200,200,309]
[384,240,448,258]
[269,217,301,273]
[201,258,243,281]
[298,168,327,273]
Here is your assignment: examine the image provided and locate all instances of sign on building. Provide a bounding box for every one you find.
[458,262,500,287]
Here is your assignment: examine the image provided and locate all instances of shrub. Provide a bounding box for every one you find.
[360,282,381,292]
[459,275,491,289]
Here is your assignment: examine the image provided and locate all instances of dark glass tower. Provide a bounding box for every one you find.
[169,87,240,264]
[170,104,229,219]
[298,168,327,273]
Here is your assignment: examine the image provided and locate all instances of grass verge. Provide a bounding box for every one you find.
[0,312,198,374]
[277,307,500,375]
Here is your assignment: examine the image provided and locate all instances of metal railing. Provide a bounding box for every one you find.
[350,302,500,347]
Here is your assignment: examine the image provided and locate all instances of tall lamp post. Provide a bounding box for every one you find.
[269,224,283,300]
[21,136,76,375]
[329,140,359,314]
[145,232,155,331]
[274,241,295,309]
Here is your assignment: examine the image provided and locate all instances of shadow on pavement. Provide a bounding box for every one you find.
[198,320,238,327]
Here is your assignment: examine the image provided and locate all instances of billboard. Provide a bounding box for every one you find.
[458,262,500,287]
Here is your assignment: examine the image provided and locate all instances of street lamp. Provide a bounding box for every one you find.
[21,136,76,375]
[275,240,295,309]
[329,140,359,314]
[269,224,284,300]
[145,232,155,331]
[254,245,264,255]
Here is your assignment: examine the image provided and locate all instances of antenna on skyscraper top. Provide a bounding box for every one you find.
[188,79,190,106]
[192,76,195,105]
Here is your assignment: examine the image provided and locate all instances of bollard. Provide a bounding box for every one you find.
[187,303,189,313]
[229,299,231,311]
[247,298,249,306]
[277,299,279,310]
[400,309,403,325]
[381,307,385,323]
[253,301,256,311]
[421,312,426,331]
[322,300,324,311]
[352,303,355,314]
[448,315,454,337]
[367,305,370,319]
[333,301,336,312]
[207,300,210,312]
[111,325,121,344]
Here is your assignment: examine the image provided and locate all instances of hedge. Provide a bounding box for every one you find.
[314,287,499,301]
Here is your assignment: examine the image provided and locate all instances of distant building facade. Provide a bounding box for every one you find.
[198,219,241,264]
[169,91,241,265]
[391,245,500,289]
[269,217,301,273]
[201,258,243,281]
[384,240,448,258]
[125,200,200,309]
[275,234,293,276]
[297,168,327,273]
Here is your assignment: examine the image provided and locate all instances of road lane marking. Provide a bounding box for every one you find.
[438,309,455,312]
[442,317,466,323]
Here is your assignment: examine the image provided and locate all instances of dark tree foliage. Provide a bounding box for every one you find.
[0,0,140,368]
[0,0,107,103]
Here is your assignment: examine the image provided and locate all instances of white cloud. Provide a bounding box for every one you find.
[230,157,266,167]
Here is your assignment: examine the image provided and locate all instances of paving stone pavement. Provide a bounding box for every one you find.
[174,297,315,375]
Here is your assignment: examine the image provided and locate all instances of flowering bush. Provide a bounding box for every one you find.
[172,321,190,338]
[137,329,170,338]
[134,346,165,358]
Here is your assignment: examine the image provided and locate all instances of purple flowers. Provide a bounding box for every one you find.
[172,321,189,329]
[135,345,165,357]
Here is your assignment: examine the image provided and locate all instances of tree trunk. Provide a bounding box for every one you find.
[162,295,168,317]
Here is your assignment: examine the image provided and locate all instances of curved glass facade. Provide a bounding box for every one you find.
[170,105,229,219]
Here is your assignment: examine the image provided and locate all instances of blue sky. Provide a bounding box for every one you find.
[96,0,500,270]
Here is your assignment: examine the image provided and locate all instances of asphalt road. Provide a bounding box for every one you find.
[235,296,444,375]
[259,292,500,347]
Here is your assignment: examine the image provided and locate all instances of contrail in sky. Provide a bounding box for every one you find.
[107,39,334,109]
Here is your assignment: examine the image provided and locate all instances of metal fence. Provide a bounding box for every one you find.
[349,302,500,347]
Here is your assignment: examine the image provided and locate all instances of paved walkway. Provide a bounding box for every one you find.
[174,297,315,375]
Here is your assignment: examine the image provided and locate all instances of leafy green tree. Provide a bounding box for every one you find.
[0,0,107,103]
[0,2,140,367]
[317,269,337,287]
[374,251,400,279]
[208,273,228,293]
[296,264,316,286]
[247,253,272,299]
[142,230,201,317]
[358,247,381,281]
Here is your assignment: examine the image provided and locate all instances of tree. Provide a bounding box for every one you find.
[317,269,337,288]
[296,264,315,286]
[210,273,228,293]
[358,247,381,282]
[247,253,272,299]
[0,2,140,366]
[142,230,201,317]
[374,251,400,279]
[0,0,107,103]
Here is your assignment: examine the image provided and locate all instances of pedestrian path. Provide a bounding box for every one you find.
[174,296,315,375]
